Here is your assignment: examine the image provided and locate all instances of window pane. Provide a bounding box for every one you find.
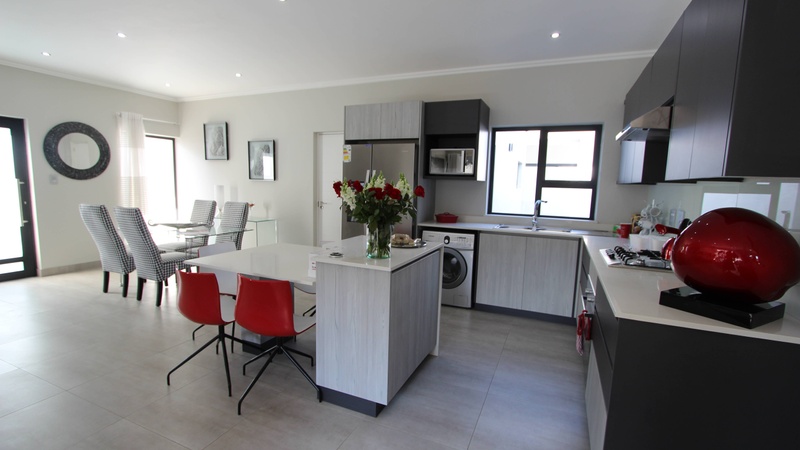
[490,130,540,215]
[143,136,177,221]
[545,130,596,181]
[540,187,593,219]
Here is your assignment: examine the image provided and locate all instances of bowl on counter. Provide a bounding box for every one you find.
[629,233,676,252]
[435,212,458,223]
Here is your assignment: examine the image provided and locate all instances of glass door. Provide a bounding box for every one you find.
[0,117,37,281]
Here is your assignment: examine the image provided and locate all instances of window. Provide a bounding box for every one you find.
[143,135,177,220]
[488,125,602,220]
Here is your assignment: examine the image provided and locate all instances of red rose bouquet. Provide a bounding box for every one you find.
[333,172,424,258]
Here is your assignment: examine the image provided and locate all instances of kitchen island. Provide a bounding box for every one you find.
[314,236,444,416]
[581,235,800,450]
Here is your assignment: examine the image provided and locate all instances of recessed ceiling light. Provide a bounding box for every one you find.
[235,73,242,78]
[117,32,127,38]
[165,82,171,87]
[551,32,560,39]
[42,51,51,57]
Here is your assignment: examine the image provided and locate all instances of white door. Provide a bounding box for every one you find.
[314,132,343,245]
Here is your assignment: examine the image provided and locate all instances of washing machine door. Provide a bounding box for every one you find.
[442,248,468,289]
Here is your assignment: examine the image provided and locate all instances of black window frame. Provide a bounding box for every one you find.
[487,124,603,220]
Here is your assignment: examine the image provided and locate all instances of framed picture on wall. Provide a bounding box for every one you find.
[204,122,228,160]
[248,140,275,180]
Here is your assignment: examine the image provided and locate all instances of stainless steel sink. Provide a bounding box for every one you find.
[494,224,572,232]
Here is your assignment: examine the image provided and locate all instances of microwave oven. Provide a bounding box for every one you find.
[429,148,475,175]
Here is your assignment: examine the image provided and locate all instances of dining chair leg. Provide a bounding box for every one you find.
[242,344,278,375]
[122,274,129,297]
[137,278,145,301]
[282,346,322,402]
[283,346,314,367]
[218,325,232,397]
[192,324,204,340]
[102,271,110,293]
[155,281,165,307]
[167,334,220,387]
[238,347,279,415]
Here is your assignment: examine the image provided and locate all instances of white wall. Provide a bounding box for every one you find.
[0,65,178,274]
[2,57,655,272]
[178,58,655,246]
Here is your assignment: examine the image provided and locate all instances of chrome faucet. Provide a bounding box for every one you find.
[532,199,547,230]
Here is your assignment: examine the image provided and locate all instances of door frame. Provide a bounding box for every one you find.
[0,116,38,281]
[313,131,343,246]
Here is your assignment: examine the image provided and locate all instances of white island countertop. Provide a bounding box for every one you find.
[315,235,443,272]
[583,235,800,345]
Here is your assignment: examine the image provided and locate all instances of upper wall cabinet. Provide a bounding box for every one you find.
[617,140,668,185]
[344,101,423,141]
[423,99,490,181]
[666,0,800,180]
[623,16,683,127]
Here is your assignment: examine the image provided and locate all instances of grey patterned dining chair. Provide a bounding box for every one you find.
[157,199,217,253]
[114,206,191,307]
[216,201,250,250]
[79,204,136,297]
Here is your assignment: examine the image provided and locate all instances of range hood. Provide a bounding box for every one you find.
[615,106,672,142]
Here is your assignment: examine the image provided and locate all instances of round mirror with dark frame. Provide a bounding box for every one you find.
[43,122,110,180]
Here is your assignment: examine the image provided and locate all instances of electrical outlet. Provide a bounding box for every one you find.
[49,174,58,184]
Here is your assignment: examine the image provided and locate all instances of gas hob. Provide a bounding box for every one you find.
[600,246,672,270]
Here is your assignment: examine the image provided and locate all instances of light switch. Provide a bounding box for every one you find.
[49,174,58,184]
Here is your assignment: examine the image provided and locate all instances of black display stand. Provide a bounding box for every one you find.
[659,286,785,329]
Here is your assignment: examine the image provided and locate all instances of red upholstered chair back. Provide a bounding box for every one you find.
[176,270,228,326]
[234,276,296,337]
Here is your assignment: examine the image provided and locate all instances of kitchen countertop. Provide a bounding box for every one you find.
[419,220,616,238]
[314,235,443,272]
[582,235,800,345]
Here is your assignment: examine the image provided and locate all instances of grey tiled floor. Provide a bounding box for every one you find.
[0,269,589,449]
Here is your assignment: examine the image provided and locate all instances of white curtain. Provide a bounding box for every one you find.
[117,112,148,213]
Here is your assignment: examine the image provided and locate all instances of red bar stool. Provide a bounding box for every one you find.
[167,270,240,396]
[235,275,320,414]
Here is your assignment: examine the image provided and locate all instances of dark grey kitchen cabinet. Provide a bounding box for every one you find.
[423,99,490,181]
[344,101,422,141]
[617,16,680,185]
[587,280,800,450]
[666,0,800,180]
[647,14,683,110]
[622,61,652,126]
[617,140,668,185]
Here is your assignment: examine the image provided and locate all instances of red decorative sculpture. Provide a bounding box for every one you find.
[671,207,800,304]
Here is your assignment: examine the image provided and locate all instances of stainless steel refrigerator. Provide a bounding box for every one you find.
[341,142,417,239]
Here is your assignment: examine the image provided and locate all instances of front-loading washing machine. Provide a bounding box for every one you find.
[422,230,475,308]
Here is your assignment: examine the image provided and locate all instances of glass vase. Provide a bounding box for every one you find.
[366,222,392,259]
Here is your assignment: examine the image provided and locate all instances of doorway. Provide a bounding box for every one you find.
[314,132,343,246]
[0,117,37,281]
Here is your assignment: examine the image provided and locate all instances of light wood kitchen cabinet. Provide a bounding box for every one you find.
[522,236,579,317]
[475,233,525,310]
[476,232,579,318]
[344,101,422,141]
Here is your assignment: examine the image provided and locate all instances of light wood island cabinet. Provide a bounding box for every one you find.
[314,236,443,416]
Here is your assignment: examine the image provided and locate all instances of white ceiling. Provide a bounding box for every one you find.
[0,0,691,102]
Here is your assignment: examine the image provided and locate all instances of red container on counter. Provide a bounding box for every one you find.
[435,213,458,223]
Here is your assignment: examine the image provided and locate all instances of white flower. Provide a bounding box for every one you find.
[396,173,412,198]
[366,172,385,189]
[340,183,357,210]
